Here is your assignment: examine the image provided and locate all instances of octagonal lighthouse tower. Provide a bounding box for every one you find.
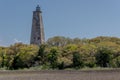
[30,5,45,46]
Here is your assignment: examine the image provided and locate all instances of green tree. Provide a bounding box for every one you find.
[48,47,58,69]
[34,44,47,65]
[12,44,39,69]
[72,52,84,69]
[47,36,72,47]
[95,47,113,67]
[110,56,120,68]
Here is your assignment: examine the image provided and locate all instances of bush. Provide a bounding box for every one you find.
[72,52,84,69]
[110,56,120,68]
[47,47,59,69]
[95,47,113,67]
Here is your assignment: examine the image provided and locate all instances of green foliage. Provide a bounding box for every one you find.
[10,43,39,69]
[1,36,120,70]
[34,44,47,65]
[47,47,59,69]
[72,52,84,69]
[95,47,113,67]
[47,36,72,47]
[110,56,120,68]
[58,61,64,70]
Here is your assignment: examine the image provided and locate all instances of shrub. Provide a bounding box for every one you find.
[72,52,84,69]
[95,47,113,67]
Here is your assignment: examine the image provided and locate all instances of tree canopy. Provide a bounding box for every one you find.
[1,36,120,70]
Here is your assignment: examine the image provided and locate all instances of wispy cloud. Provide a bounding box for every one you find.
[14,38,22,43]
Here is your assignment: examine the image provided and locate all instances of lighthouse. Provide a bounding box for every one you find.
[30,5,45,46]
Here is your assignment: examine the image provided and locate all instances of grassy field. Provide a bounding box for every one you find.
[0,69,120,80]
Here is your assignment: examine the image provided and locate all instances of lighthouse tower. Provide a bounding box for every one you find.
[30,5,45,46]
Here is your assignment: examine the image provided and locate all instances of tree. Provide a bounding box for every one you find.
[11,44,39,69]
[95,47,113,67]
[72,52,84,69]
[110,56,120,68]
[47,36,72,47]
[34,44,47,65]
[48,47,59,69]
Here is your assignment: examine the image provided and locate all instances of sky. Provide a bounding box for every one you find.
[0,0,120,46]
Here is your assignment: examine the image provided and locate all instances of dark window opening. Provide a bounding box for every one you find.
[34,37,36,40]
[38,37,40,40]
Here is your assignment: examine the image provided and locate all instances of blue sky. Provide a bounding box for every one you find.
[0,0,120,46]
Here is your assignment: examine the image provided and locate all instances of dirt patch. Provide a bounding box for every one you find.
[0,70,120,80]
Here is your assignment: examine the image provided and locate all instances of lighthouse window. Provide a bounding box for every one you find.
[38,37,40,40]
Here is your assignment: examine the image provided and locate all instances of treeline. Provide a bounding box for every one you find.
[1,36,120,70]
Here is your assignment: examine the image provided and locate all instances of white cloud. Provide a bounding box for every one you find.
[14,38,22,43]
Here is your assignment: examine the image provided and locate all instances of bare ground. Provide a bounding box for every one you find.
[0,69,120,80]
